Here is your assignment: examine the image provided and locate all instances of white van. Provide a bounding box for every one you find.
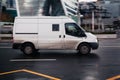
[12,16,99,55]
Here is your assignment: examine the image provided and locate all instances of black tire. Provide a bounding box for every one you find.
[78,43,91,55]
[22,43,35,55]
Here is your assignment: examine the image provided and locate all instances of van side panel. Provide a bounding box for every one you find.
[38,18,63,49]
[13,18,39,49]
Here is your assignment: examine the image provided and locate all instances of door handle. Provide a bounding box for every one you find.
[63,35,65,38]
[59,35,61,38]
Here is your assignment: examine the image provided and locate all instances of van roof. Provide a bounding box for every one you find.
[15,16,76,23]
[16,16,70,19]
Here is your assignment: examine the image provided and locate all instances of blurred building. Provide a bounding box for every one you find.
[2,0,15,8]
[79,0,120,32]
[1,0,120,32]
[6,0,16,8]
[99,0,120,18]
[0,0,17,22]
[16,0,78,17]
[99,0,120,31]
[16,0,79,22]
[0,0,1,7]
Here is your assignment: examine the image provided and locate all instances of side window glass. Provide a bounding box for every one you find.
[65,23,85,37]
[52,24,59,31]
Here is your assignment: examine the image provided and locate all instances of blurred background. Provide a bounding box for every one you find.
[0,0,120,41]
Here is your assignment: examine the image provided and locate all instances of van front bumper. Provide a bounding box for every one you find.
[89,42,99,50]
[12,43,22,49]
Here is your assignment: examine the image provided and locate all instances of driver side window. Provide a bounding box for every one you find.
[65,23,85,37]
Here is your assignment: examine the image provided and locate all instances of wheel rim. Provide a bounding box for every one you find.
[24,46,33,54]
[80,45,89,54]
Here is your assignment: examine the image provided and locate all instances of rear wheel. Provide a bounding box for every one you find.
[22,43,35,55]
[78,43,91,55]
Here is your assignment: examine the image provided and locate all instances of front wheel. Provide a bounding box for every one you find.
[22,43,35,55]
[78,43,91,55]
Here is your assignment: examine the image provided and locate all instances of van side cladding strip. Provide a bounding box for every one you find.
[15,33,38,34]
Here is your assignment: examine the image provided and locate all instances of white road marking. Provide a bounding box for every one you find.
[10,59,56,62]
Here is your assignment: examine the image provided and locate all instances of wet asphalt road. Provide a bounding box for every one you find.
[0,39,120,80]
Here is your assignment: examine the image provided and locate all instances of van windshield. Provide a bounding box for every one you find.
[65,23,86,37]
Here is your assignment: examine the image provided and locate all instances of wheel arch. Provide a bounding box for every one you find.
[76,42,91,50]
[21,42,36,50]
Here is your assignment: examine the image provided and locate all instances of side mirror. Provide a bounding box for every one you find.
[78,31,86,37]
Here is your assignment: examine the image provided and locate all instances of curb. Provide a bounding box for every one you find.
[95,34,117,39]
